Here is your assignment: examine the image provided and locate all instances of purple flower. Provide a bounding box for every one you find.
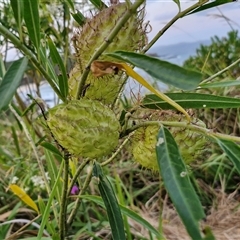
[70,185,79,195]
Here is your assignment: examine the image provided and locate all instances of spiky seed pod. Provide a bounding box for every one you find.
[47,99,120,159]
[131,110,207,171]
[68,65,125,104]
[131,125,160,171]
[69,2,147,104]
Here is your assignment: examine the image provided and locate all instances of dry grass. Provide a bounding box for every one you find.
[138,186,240,239]
[118,163,240,240]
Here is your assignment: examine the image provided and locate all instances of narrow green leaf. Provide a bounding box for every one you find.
[89,0,107,9]
[18,238,52,240]
[40,142,63,159]
[0,57,28,111]
[65,0,75,10]
[21,102,36,116]
[23,0,40,50]
[71,11,86,26]
[80,195,162,238]
[37,160,64,239]
[143,93,240,110]
[106,51,202,90]
[200,80,240,89]
[35,136,47,147]
[216,138,240,175]
[93,162,126,240]
[11,126,21,156]
[48,38,68,99]
[114,174,132,240]
[38,195,46,215]
[39,45,59,85]
[156,126,205,239]
[0,146,13,161]
[44,149,62,204]
[10,0,23,28]
[0,54,6,79]
[37,196,57,237]
[187,0,234,15]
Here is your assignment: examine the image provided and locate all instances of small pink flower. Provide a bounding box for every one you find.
[71,185,79,195]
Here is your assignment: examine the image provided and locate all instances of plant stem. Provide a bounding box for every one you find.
[67,158,90,197]
[76,0,145,99]
[67,161,93,227]
[200,57,240,84]
[143,0,209,53]
[122,120,240,143]
[101,134,133,166]
[0,23,64,102]
[59,152,70,240]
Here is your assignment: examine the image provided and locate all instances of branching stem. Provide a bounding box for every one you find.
[101,134,133,166]
[67,158,90,197]
[67,161,93,227]
[143,0,209,53]
[123,120,240,143]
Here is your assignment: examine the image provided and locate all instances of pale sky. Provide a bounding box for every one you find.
[2,0,240,61]
[145,0,240,46]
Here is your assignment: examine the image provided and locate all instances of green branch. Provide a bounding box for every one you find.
[143,0,209,53]
[67,161,93,227]
[76,0,145,99]
[201,57,240,84]
[67,158,90,197]
[100,134,132,166]
[122,120,240,143]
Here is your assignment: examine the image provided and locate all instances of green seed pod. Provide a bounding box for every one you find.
[131,110,207,171]
[69,2,147,104]
[131,125,160,171]
[68,65,124,104]
[47,99,120,159]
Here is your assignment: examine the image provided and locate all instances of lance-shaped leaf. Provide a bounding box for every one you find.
[143,93,240,110]
[90,0,107,9]
[0,54,6,79]
[80,195,162,238]
[9,184,39,213]
[216,138,240,175]
[23,0,40,50]
[200,80,240,89]
[40,142,63,160]
[65,0,75,11]
[48,38,68,99]
[10,0,24,39]
[71,11,86,26]
[93,162,126,240]
[0,57,28,112]
[187,0,234,15]
[156,126,205,239]
[106,51,202,90]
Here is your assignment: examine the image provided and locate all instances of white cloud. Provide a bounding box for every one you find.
[145,1,240,46]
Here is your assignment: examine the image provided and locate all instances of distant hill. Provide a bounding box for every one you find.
[148,39,212,65]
